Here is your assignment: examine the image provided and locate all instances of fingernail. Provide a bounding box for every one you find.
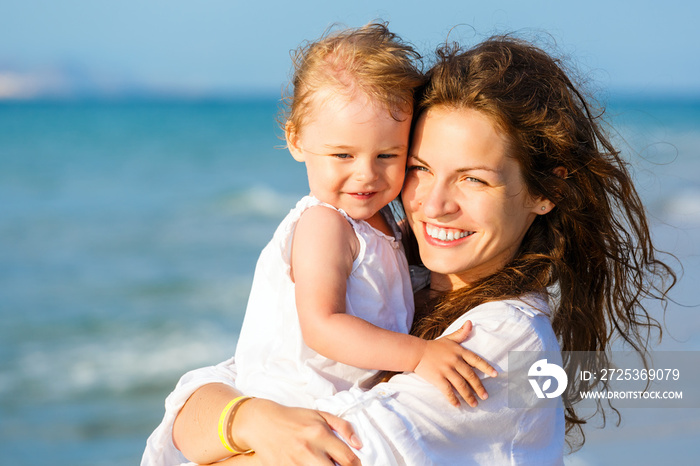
[481,392,488,400]
[491,370,498,377]
[350,434,363,449]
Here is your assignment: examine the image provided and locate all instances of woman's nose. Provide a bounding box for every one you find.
[421,182,459,219]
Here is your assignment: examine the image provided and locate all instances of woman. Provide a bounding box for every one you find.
[142,36,674,465]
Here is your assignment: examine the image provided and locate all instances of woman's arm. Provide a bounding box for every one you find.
[173,383,243,463]
[173,383,361,466]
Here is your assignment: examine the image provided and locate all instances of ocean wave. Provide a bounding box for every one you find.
[0,271,253,405]
[218,185,302,219]
[0,323,234,403]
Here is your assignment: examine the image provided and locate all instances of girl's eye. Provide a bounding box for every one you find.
[378,153,398,159]
[334,154,352,159]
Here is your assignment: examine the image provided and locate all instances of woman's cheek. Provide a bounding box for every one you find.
[402,172,428,206]
[401,177,417,206]
[402,189,423,220]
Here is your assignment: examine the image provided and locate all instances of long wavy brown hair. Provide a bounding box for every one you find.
[404,36,677,450]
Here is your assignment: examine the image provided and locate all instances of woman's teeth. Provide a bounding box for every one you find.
[426,225,472,242]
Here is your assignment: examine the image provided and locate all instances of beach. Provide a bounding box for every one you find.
[1,96,698,464]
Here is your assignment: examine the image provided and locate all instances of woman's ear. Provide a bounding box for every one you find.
[285,121,305,162]
[532,167,567,215]
[532,197,556,215]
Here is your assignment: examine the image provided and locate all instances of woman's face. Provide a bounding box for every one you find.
[402,106,547,291]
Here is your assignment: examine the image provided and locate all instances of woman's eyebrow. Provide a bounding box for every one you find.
[409,154,497,173]
[455,165,498,174]
[408,154,430,165]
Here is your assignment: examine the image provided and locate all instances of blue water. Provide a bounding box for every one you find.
[1,97,698,464]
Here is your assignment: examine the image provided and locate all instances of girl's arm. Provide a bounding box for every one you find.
[173,383,360,465]
[292,207,497,407]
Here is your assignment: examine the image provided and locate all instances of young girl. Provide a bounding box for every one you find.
[233,23,496,412]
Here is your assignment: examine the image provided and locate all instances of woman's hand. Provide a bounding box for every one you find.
[230,397,362,466]
[414,320,498,407]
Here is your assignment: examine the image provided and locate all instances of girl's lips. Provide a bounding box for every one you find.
[423,222,474,245]
[348,192,377,199]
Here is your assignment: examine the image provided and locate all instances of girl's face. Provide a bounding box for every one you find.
[287,90,411,230]
[402,106,550,291]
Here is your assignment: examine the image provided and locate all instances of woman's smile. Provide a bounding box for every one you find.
[423,223,474,244]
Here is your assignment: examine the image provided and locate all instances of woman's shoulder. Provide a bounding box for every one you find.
[474,294,551,321]
[443,294,559,354]
[445,293,550,326]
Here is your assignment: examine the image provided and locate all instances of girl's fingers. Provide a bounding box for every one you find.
[436,378,460,407]
[462,350,498,378]
[445,320,473,343]
[451,377,478,407]
[429,322,498,408]
[444,363,479,407]
[445,321,498,378]
[454,360,488,401]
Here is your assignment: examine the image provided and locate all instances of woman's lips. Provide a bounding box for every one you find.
[424,223,474,245]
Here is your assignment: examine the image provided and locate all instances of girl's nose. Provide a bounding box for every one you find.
[355,159,379,182]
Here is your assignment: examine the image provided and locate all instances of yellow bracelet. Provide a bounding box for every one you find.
[218,395,255,455]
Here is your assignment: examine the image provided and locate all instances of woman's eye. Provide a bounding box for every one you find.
[463,176,485,184]
[407,165,429,173]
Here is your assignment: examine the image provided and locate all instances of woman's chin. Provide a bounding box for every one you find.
[420,255,468,278]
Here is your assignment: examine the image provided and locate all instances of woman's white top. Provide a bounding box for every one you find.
[233,195,413,407]
[141,294,565,465]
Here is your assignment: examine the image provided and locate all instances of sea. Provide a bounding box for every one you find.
[1,96,699,465]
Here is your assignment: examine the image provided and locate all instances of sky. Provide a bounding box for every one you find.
[1,0,698,99]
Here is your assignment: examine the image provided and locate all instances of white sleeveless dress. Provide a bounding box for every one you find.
[234,195,415,408]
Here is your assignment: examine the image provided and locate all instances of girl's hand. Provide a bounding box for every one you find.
[230,398,362,466]
[413,320,498,407]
